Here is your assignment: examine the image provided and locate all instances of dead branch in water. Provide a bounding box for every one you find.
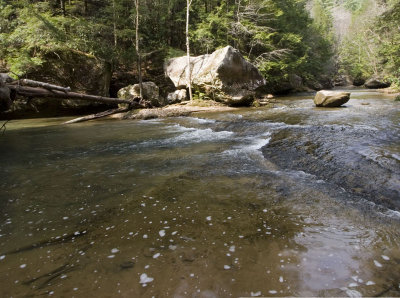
[0,120,9,135]
[63,106,130,124]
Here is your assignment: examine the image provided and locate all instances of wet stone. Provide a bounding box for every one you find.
[120,261,135,269]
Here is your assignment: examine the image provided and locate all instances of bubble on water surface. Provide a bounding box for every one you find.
[366,281,375,286]
[139,273,154,284]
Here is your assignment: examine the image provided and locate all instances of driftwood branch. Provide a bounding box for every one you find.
[63,106,130,124]
[19,79,71,92]
[7,85,131,105]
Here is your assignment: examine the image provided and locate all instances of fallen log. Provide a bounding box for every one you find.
[7,85,131,105]
[63,106,130,124]
[19,79,72,92]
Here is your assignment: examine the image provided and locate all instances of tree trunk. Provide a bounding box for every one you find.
[60,0,66,16]
[135,0,143,99]
[186,0,193,101]
[113,0,118,47]
[83,0,88,15]
[7,85,131,105]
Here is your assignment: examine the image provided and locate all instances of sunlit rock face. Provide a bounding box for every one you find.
[314,90,350,107]
[164,46,266,106]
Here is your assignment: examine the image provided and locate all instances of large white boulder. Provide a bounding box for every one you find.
[164,46,266,105]
[314,90,350,107]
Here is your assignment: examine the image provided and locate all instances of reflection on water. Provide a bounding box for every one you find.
[0,90,399,297]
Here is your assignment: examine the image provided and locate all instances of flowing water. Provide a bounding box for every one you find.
[0,89,399,297]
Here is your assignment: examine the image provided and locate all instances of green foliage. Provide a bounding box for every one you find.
[192,0,334,86]
[336,0,400,83]
[0,0,336,92]
[376,1,400,79]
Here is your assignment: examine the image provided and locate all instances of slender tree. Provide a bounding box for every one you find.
[134,0,143,99]
[186,0,193,101]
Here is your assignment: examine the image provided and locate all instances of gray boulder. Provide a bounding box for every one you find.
[333,74,352,87]
[314,90,350,107]
[365,77,391,89]
[118,82,161,107]
[164,46,266,106]
[0,73,13,112]
[352,77,365,86]
[167,89,187,104]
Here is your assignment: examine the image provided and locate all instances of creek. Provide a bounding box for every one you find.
[0,89,399,297]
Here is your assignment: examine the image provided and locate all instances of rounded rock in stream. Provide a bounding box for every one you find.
[314,90,350,107]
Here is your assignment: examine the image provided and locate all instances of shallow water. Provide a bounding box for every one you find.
[0,90,399,297]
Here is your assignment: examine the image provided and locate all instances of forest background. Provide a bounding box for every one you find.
[0,0,399,99]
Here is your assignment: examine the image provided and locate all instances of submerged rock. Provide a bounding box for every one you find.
[164,46,266,106]
[118,82,161,107]
[365,77,391,89]
[314,90,350,107]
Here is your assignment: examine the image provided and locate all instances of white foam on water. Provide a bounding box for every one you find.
[250,291,262,297]
[269,290,277,294]
[366,281,375,286]
[222,132,272,157]
[139,273,154,284]
[186,117,217,124]
[140,125,234,147]
[348,283,358,287]
[346,289,362,297]
[172,128,234,143]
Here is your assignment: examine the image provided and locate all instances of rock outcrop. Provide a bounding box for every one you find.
[0,74,13,112]
[314,90,350,107]
[352,77,365,86]
[365,77,391,89]
[167,90,187,103]
[118,82,162,107]
[165,46,266,106]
